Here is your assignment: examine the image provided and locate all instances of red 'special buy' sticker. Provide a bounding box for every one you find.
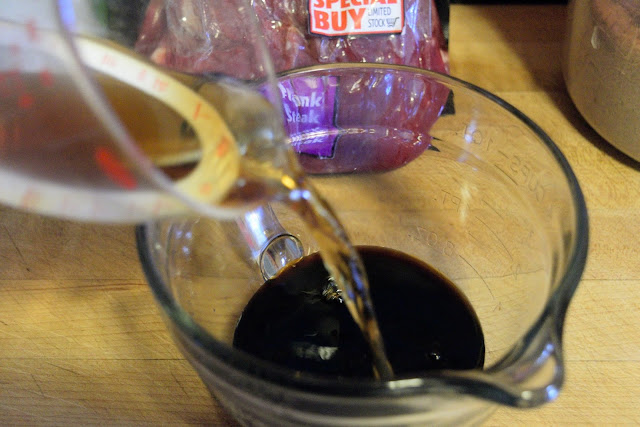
[309,0,405,37]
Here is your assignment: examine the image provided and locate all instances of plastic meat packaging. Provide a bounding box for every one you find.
[135,0,450,173]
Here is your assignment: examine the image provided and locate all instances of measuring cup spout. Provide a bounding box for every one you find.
[483,315,565,407]
[431,284,577,408]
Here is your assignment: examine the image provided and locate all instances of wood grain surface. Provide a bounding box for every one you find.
[0,4,638,425]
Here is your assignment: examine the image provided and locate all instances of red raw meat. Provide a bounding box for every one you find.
[134,0,449,173]
[136,0,448,76]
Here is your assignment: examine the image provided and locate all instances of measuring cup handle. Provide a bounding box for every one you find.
[432,303,568,408]
[234,204,304,280]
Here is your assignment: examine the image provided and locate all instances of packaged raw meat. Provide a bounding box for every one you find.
[277,68,449,174]
[135,0,449,76]
[134,0,450,173]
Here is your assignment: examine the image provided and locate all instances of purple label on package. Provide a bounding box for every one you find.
[277,76,339,158]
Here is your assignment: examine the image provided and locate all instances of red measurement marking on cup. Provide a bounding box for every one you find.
[193,102,202,120]
[152,77,169,92]
[17,93,34,109]
[94,146,138,190]
[216,136,231,157]
[25,20,39,42]
[192,102,211,120]
[199,181,213,196]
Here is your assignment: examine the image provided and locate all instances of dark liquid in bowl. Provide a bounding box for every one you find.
[233,246,485,378]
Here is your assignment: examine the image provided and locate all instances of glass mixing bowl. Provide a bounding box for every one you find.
[136,64,588,426]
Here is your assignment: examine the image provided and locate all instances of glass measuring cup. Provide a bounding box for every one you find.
[0,1,287,222]
[563,0,640,161]
[136,64,589,426]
